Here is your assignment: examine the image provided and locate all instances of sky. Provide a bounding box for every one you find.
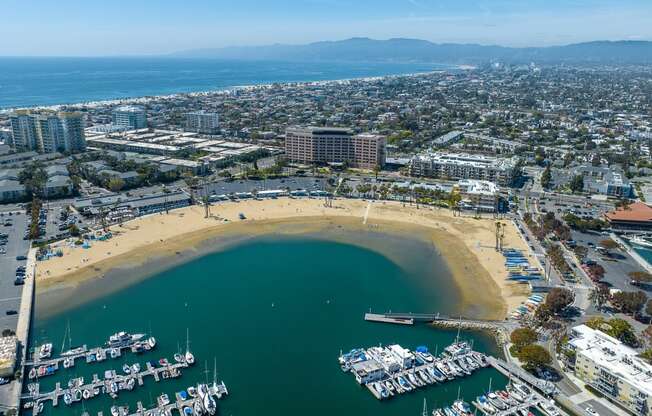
[1,0,651,56]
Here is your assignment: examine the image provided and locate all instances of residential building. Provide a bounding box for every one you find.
[604,202,652,232]
[409,152,520,186]
[456,179,501,212]
[112,105,147,129]
[9,111,86,153]
[573,166,634,198]
[186,111,220,134]
[0,179,27,203]
[565,324,652,415]
[9,111,39,151]
[285,126,386,169]
[432,130,464,146]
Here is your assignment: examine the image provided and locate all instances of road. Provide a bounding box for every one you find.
[0,210,31,408]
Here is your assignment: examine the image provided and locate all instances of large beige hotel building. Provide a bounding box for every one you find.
[285,127,386,169]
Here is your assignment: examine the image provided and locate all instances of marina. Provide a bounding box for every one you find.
[21,329,230,416]
[31,235,508,416]
[27,331,158,378]
[23,357,189,411]
[339,341,490,400]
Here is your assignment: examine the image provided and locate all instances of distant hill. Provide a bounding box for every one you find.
[172,38,652,65]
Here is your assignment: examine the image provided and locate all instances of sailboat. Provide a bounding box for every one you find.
[60,321,86,357]
[185,328,195,365]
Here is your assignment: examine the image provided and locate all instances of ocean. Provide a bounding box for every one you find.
[0,58,449,109]
[32,233,506,416]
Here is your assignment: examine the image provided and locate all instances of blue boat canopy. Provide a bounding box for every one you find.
[416,346,428,353]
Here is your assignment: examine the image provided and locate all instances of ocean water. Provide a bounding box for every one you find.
[0,58,449,109]
[31,234,506,416]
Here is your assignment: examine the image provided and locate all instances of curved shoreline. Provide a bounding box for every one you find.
[35,198,530,320]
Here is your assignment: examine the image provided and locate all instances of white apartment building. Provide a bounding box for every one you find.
[409,152,519,186]
[185,111,220,134]
[112,105,147,129]
[456,179,500,212]
[9,111,86,153]
[566,324,652,415]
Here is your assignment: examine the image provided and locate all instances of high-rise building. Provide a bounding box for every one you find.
[8,111,86,153]
[185,111,220,134]
[9,111,39,151]
[285,127,385,169]
[112,105,147,130]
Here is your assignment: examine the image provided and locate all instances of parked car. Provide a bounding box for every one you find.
[14,277,24,285]
[5,310,17,316]
[16,255,27,261]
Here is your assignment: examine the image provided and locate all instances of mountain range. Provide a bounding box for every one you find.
[172,38,652,65]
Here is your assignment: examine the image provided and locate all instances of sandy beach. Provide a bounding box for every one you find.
[35,198,531,319]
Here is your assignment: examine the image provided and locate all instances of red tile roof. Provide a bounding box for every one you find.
[604,202,652,223]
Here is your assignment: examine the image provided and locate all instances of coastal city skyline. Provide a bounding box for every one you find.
[1,0,651,56]
[1,2,652,416]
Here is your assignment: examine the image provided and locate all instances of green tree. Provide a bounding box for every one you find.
[69,224,80,237]
[569,174,584,193]
[540,166,552,189]
[599,239,619,250]
[545,287,574,314]
[630,271,652,284]
[107,177,125,192]
[510,328,538,353]
[517,344,551,371]
[612,291,647,315]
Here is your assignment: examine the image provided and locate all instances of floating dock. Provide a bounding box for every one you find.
[24,358,188,411]
[339,342,490,401]
[364,313,414,325]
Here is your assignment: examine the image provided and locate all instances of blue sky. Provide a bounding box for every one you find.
[1,0,651,56]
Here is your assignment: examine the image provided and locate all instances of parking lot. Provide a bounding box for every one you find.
[204,177,328,196]
[572,229,645,292]
[0,211,30,336]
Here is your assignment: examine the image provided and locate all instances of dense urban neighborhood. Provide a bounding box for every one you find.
[1,63,652,416]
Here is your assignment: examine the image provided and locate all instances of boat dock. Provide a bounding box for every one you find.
[339,342,491,401]
[364,313,414,325]
[23,359,188,411]
[27,337,154,368]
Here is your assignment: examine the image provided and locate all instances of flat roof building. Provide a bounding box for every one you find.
[409,152,519,186]
[566,324,652,415]
[456,179,501,213]
[9,111,86,154]
[285,126,385,170]
[112,105,147,130]
[573,166,634,198]
[186,110,220,134]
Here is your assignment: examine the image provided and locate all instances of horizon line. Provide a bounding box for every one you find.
[0,37,650,59]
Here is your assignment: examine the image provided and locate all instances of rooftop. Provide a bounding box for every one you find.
[604,202,652,223]
[570,324,652,395]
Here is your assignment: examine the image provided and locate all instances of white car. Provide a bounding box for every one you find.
[585,406,599,416]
